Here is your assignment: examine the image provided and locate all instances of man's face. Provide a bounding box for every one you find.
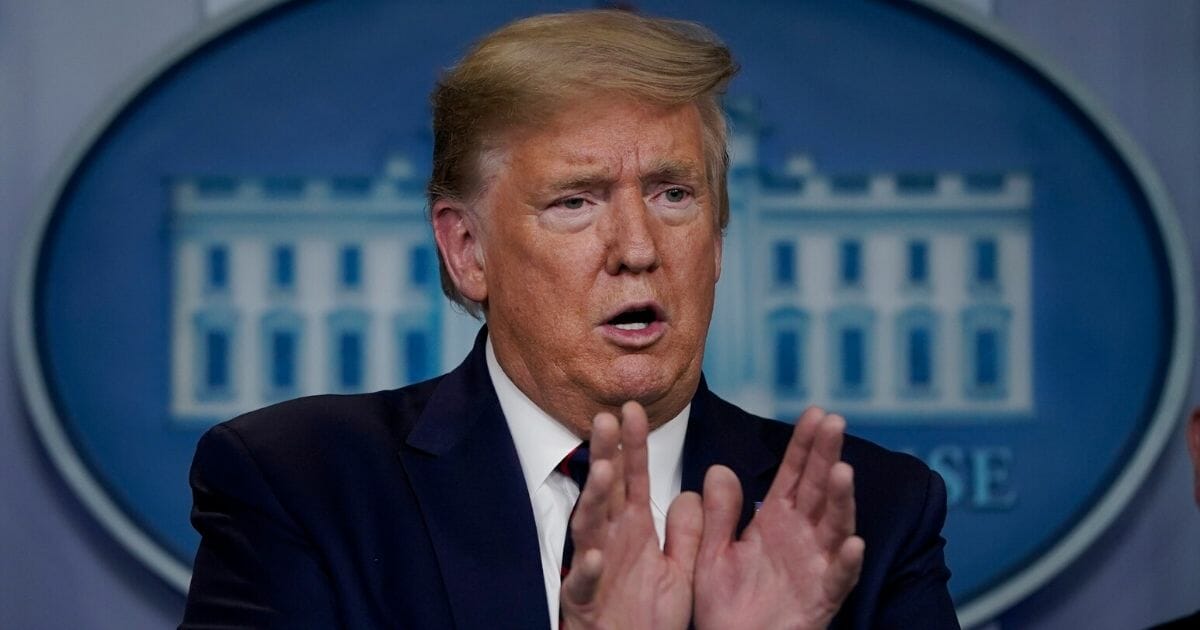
[473,98,721,434]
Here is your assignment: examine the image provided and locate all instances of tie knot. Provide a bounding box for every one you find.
[556,442,590,489]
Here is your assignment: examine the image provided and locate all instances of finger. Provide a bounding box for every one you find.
[795,414,845,518]
[590,412,625,517]
[763,407,823,506]
[816,462,856,551]
[561,548,604,607]
[698,465,742,561]
[621,401,651,507]
[822,535,864,605]
[664,491,703,579]
[607,451,626,519]
[571,459,614,552]
[590,412,620,463]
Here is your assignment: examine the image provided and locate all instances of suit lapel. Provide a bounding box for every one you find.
[682,379,781,534]
[399,330,550,629]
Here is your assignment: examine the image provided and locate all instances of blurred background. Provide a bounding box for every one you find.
[2,1,1197,628]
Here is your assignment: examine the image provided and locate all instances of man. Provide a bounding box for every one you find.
[1146,407,1200,629]
[182,10,957,629]
[1192,408,1200,507]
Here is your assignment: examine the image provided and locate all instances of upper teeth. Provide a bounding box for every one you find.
[615,322,649,331]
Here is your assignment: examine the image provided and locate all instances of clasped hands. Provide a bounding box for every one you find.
[560,403,864,630]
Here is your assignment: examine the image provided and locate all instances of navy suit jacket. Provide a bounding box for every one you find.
[182,334,958,629]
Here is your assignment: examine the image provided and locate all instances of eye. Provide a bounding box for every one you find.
[662,187,691,203]
[559,197,586,210]
[540,194,597,233]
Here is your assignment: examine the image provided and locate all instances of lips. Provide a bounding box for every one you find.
[599,301,667,348]
[603,301,666,327]
[609,307,657,330]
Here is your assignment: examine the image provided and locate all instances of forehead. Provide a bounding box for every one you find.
[497,98,707,182]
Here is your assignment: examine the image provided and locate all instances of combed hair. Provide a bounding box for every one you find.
[428,9,738,317]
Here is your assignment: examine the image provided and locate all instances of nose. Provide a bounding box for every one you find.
[603,190,660,275]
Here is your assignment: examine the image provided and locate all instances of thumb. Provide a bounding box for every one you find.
[664,491,703,578]
[698,465,742,561]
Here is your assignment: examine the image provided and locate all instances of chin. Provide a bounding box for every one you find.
[603,357,690,404]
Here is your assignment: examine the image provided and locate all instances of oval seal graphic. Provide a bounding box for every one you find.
[12,1,1192,626]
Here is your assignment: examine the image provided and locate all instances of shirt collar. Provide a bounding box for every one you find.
[487,337,580,495]
[486,336,690,513]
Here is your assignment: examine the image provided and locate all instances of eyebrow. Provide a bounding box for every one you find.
[541,159,704,195]
[545,171,615,194]
[640,158,703,186]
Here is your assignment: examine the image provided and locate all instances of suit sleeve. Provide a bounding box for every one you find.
[180,423,339,629]
[872,468,960,629]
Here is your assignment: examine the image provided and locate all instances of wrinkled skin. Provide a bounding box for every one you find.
[433,97,721,436]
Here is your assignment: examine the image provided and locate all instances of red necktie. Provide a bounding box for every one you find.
[558,442,590,578]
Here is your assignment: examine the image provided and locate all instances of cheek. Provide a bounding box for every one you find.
[672,237,720,288]
[491,240,593,314]
[526,234,606,287]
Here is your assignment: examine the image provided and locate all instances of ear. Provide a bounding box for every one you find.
[432,200,488,304]
[1189,407,1200,506]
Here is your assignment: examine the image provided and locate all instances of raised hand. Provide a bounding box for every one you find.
[560,402,703,630]
[693,407,864,630]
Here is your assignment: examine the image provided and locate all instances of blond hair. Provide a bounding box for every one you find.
[428,9,738,317]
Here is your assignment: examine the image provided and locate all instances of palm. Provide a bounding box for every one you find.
[566,525,692,628]
[695,501,847,627]
[560,402,702,630]
[693,408,864,630]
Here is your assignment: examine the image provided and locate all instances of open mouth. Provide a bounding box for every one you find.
[606,305,662,331]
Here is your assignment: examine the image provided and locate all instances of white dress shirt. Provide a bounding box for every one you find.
[485,338,689,629]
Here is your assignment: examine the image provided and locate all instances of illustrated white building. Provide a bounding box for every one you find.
[169,106,1033,425]
[168,157,479,423]
[706,101,1033,422]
